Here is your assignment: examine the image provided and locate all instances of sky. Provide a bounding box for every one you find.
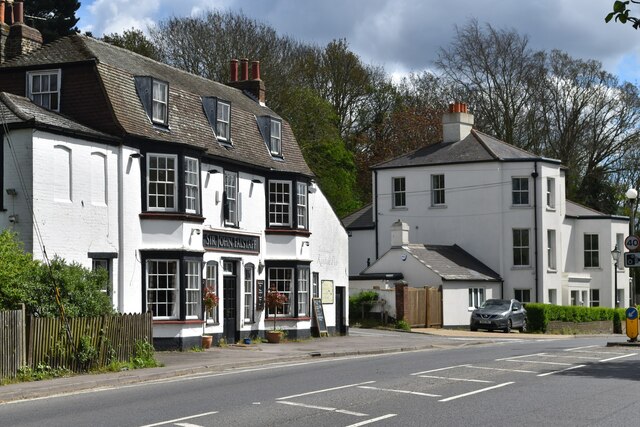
[76,0,640,84]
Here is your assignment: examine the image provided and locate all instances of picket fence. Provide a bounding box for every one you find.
[1,309,153,378]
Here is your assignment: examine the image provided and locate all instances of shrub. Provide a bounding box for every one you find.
[349,291,378,319]
[524,303,625,333]
[395,319,411,331]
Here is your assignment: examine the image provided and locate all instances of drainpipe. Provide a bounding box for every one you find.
[531,162,539,303]
[117,145,124,312]
[374,169,379,260]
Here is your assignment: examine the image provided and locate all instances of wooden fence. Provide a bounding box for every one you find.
[0,308,26,379]
[1,311,152,378]
[404,286,442,328]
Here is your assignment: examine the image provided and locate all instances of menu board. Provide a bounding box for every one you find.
[312,298,328,336]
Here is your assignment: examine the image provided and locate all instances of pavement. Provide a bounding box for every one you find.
[0,327,628,404]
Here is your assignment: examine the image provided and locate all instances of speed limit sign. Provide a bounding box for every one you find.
[625,235,640,251]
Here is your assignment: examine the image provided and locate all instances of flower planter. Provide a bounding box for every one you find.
[202,335,213,349]
[266,330,282,344]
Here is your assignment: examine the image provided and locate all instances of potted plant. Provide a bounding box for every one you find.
[202,286,219,349]
[265,289,288,343]
[203,286,219,320]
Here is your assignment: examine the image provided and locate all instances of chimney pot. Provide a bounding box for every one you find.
[229,59,238,82]
[240,58,249,81]
[251,60,260,80]
[13,0,23,25]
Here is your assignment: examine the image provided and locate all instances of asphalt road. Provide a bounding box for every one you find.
[1,336,638,426]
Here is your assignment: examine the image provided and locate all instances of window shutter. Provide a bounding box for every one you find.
[134,76,153,120]
[238,192,243,223]
[201,96,218,138]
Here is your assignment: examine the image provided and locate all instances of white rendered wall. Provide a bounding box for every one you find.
[348,228,376,275]
[443,281,501,326]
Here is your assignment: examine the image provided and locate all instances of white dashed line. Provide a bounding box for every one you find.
[438,382,514,402]
[358,385,441,397]
[138,412,218,427]
[344,414,397,426]
[276,381,376,400]
[418,375,493,383]
[599,353,637,362]
[466,365,538,374]
[537,364,586,377]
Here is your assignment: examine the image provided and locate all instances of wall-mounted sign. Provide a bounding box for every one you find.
[256,280,265,311]
[321,280,334,304]
[203,231,260,254]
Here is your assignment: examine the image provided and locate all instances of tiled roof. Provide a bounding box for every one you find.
[373,129,560,169]
[342,204,374,229]
[405,244,502,282]
[0,92,116,141]
[1,35,312,176]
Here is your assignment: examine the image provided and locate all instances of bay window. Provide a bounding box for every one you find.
[266,262,311,318]
[268,179,310,229]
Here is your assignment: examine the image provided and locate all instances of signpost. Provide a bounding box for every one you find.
[625,235,640,251]
[624,252,640,268]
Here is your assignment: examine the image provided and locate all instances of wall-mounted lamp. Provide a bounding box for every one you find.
[309,182,317,194]
[6,188,17,196]
[251,178,263,184]
[302,241,310,247]
[208,169,220,174]
[8,215,18,223]
[191,228,201,236]
[129,153,144,159]
[258,260,265,274]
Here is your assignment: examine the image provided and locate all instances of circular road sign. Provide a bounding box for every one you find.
[626,307,638,320]
[625,235,640,251]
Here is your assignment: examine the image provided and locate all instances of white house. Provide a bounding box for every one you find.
[344,102,629,326]
[0,12,348,349]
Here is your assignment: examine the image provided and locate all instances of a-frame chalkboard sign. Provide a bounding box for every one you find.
[312,298,328,337]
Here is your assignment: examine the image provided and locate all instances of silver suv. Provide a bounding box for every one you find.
[470,299,527,333]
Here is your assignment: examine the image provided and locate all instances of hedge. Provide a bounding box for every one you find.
[525,303,626,333]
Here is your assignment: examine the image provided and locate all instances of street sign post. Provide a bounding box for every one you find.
[625,235,640,251]
[624,252,640,268]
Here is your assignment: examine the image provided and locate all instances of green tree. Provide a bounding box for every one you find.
[279,87,359,216]
[605,1,640,28]
[24,0,80,44]
[101,28,160,61]
[0,231,113,316]
[0,230,39,310]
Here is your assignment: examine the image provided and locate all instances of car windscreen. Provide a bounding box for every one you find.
[480,300,510,310]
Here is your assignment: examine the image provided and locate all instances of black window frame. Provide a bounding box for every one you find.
[141,149,203,216]
[140,251,204,321]
[89,251,117,296]
[267,178,310,230]
[257,116,283,158]
[265,261,311,318]
[202,97,232,145]
[134,76,170,127]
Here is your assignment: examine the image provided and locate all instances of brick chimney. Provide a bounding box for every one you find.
[443,102,474,143]
[1,1,43,64]
[226,57,266,104]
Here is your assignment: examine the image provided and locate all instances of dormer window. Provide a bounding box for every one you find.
[270,119,282,156]
[26,69,61,111]
[257,116,283,157]
[202,97,232,144]
[217,101,230,141]
[152,80,168,124]
[135,76,170,127]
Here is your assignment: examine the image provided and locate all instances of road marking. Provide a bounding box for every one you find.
[537,364,586,377]
[543,354,601,360]
[175,424,202,427]
[344,414,397,426]
[438,382,514,402]
[495,353,545,361]
[358,385,441,397]
[505,359,572,366]
[277,400,368,416]
[411,364,469,375]
[599,353,637,362]
[138,411,218,427]
[466,365,538,374]
[565,345,598,351]
[418,375,493,383]
[276,381,376,400]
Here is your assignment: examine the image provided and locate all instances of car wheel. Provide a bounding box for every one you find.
[504,319,512,333]
[519,319,527,333]
[470,326,478,332]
